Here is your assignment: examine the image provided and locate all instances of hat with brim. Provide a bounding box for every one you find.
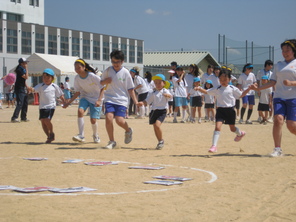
[152,74,170,89]
[43,68,55,76]
[168,70,175,74]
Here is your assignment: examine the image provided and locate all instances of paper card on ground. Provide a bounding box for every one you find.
[13,187,52,193]
[23,157,48,161]
[153,176,193,181]
[128,166,165,170]
[49,187,97,193]
[144,180,183,186]
[62,159,83,163]
[84,161,118,166]
[0,185,18,190]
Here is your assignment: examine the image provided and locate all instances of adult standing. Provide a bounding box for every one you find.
[252,39,296,157]
[11,58,29,122]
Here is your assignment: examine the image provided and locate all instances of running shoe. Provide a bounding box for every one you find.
[156,140,164,150]
[238,119,243,124]
[208,145,217,153]
[267,117,273,123]
[103,141,117,149]
[245,120,252,124]
[173,119,178,123]
[72,135,85,142]
[270,147,283,157]
[198,118,202,124]
[11,119,20,123]
[124,128,133,144]
[93,135,100,143]
[234,131,246,142]
[180,119,186,123]
[46,133,55,144]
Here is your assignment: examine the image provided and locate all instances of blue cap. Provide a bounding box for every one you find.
[193,77,200,82]
[261,75,269,80]
[206,79,213,84]
[152,74,166,81]
[43,68,54,76]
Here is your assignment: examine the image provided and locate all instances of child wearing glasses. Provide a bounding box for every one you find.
[100,50,138,149]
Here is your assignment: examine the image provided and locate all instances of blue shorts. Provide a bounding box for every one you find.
[174,97,188,107]
[273,98,296,121]
[64,89,71,99]
[79,98,102,119]
[105,102,127,117]
[242,95,255,105]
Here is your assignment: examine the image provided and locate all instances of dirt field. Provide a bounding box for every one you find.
[0,103,295,222]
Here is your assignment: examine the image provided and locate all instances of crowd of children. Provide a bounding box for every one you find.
[4,39,296,157]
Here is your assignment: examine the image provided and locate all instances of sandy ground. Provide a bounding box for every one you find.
[0,102,295,222]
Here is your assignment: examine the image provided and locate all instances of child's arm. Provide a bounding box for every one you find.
[95,88,105,107]
[176,71,185,82]
[63,91,80,108]
[251,80,276,91]
[283,80,296,86]
[137,101,147,107]
[239,86,252,98]
[195,86,207,94]
[128,88,138,105]
[100,77,112,86]
[59,95,66,105]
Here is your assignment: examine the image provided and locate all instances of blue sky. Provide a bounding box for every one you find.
[45,0,296,63]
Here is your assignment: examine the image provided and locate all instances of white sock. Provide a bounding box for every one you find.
[235,127,242,136]
[173,112,177,119]
[186,108,190,116]
[78,117,84,137]
[139,105,145,117]
[92,122,98,137]
[212,131,220,146]
[182,109,186,120]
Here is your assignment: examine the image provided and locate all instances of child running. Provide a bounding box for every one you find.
[188,77,203,123]
[196,67,251,153]
[63,59,104,143]
[32,68,65,143]
[100,50,138,149]
[137,74,172,149]
[204,79,215,122]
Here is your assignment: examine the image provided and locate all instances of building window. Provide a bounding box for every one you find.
[60,36,69,56]
[29,0,38,6]
[22,31,31,54]
[83,39,90,59]
[93,40,100,60]
[7,29,17,53]
[48,34,57,54]
[10,0,16,2]
[29,0,33,5]
[137,46,143,64]
[103,41,109,61]
[35,32,44,53]
[121,43,127,59]
[72,37,80,57]
[7,13,22,22]
[129,45,135,63]
[112,43,118,51]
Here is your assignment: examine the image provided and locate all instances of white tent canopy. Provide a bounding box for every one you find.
[9,53,78,76]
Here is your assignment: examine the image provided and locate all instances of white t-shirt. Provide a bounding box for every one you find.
[204,94,215,104]
[101,66,134,107]
[201,73,213,85]
[271,59,296,100]
[257,69,272,81]
[188,88,203,97]
[145,79,155,93]
[185,73,195,92]
[146,88,171,110]
[238,72,257,95]
[74,72,103,105]
[64,81,70,90]
[207,85,242,107]
[134,75,149,94]
[207,75,220,88]
[259,87,272,104]
[172,76,187,97]
[34,83,64,109]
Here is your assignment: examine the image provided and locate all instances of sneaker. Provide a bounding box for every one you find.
[234,131,246,142]
[11,119,20,123]
[180,119,186,123]
[238,119,243,124]
[270,147,283,157]
[72,135,85,143]
[135,115,145,119]
[0,106,3,110]
[173,119,178,123]
[208,145,217,153]
[93,135,100,143]
[124,128,133,144]
[156,140,164,150]
[46,133,55,144]
[198,118,202,124]
[267,117,273,123]
[21,119,30,122]
[257,116,262,122]
[245,120,252,124]
[103,141,116,149]
[263,121,267,125]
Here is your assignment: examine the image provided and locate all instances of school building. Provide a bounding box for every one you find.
[0,0,144,86]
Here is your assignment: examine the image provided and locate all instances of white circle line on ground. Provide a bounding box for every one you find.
[0,161,218,196]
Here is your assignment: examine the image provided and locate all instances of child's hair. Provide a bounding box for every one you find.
[175,66,185,85]
[264,59,273,67]
[242,63,253,73]
[110,50,125,61]
[281,39,296,58]
[219,68,232,79]
[207,64,214,73]
[75,58,98,74]
[204,81,213,90]
[145,71,152,83]
[189,64,200,77]
[65,77,69,81]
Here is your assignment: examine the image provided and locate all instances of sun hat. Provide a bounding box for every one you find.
[168,70,175,74]
[206,79,213,84]
[43,68,55,76]
[261,75,269,80]
[193,77,201,82]
[152,74,170,89]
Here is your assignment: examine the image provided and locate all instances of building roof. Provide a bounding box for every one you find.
[9,53,78,76]
[144,51,219,67]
